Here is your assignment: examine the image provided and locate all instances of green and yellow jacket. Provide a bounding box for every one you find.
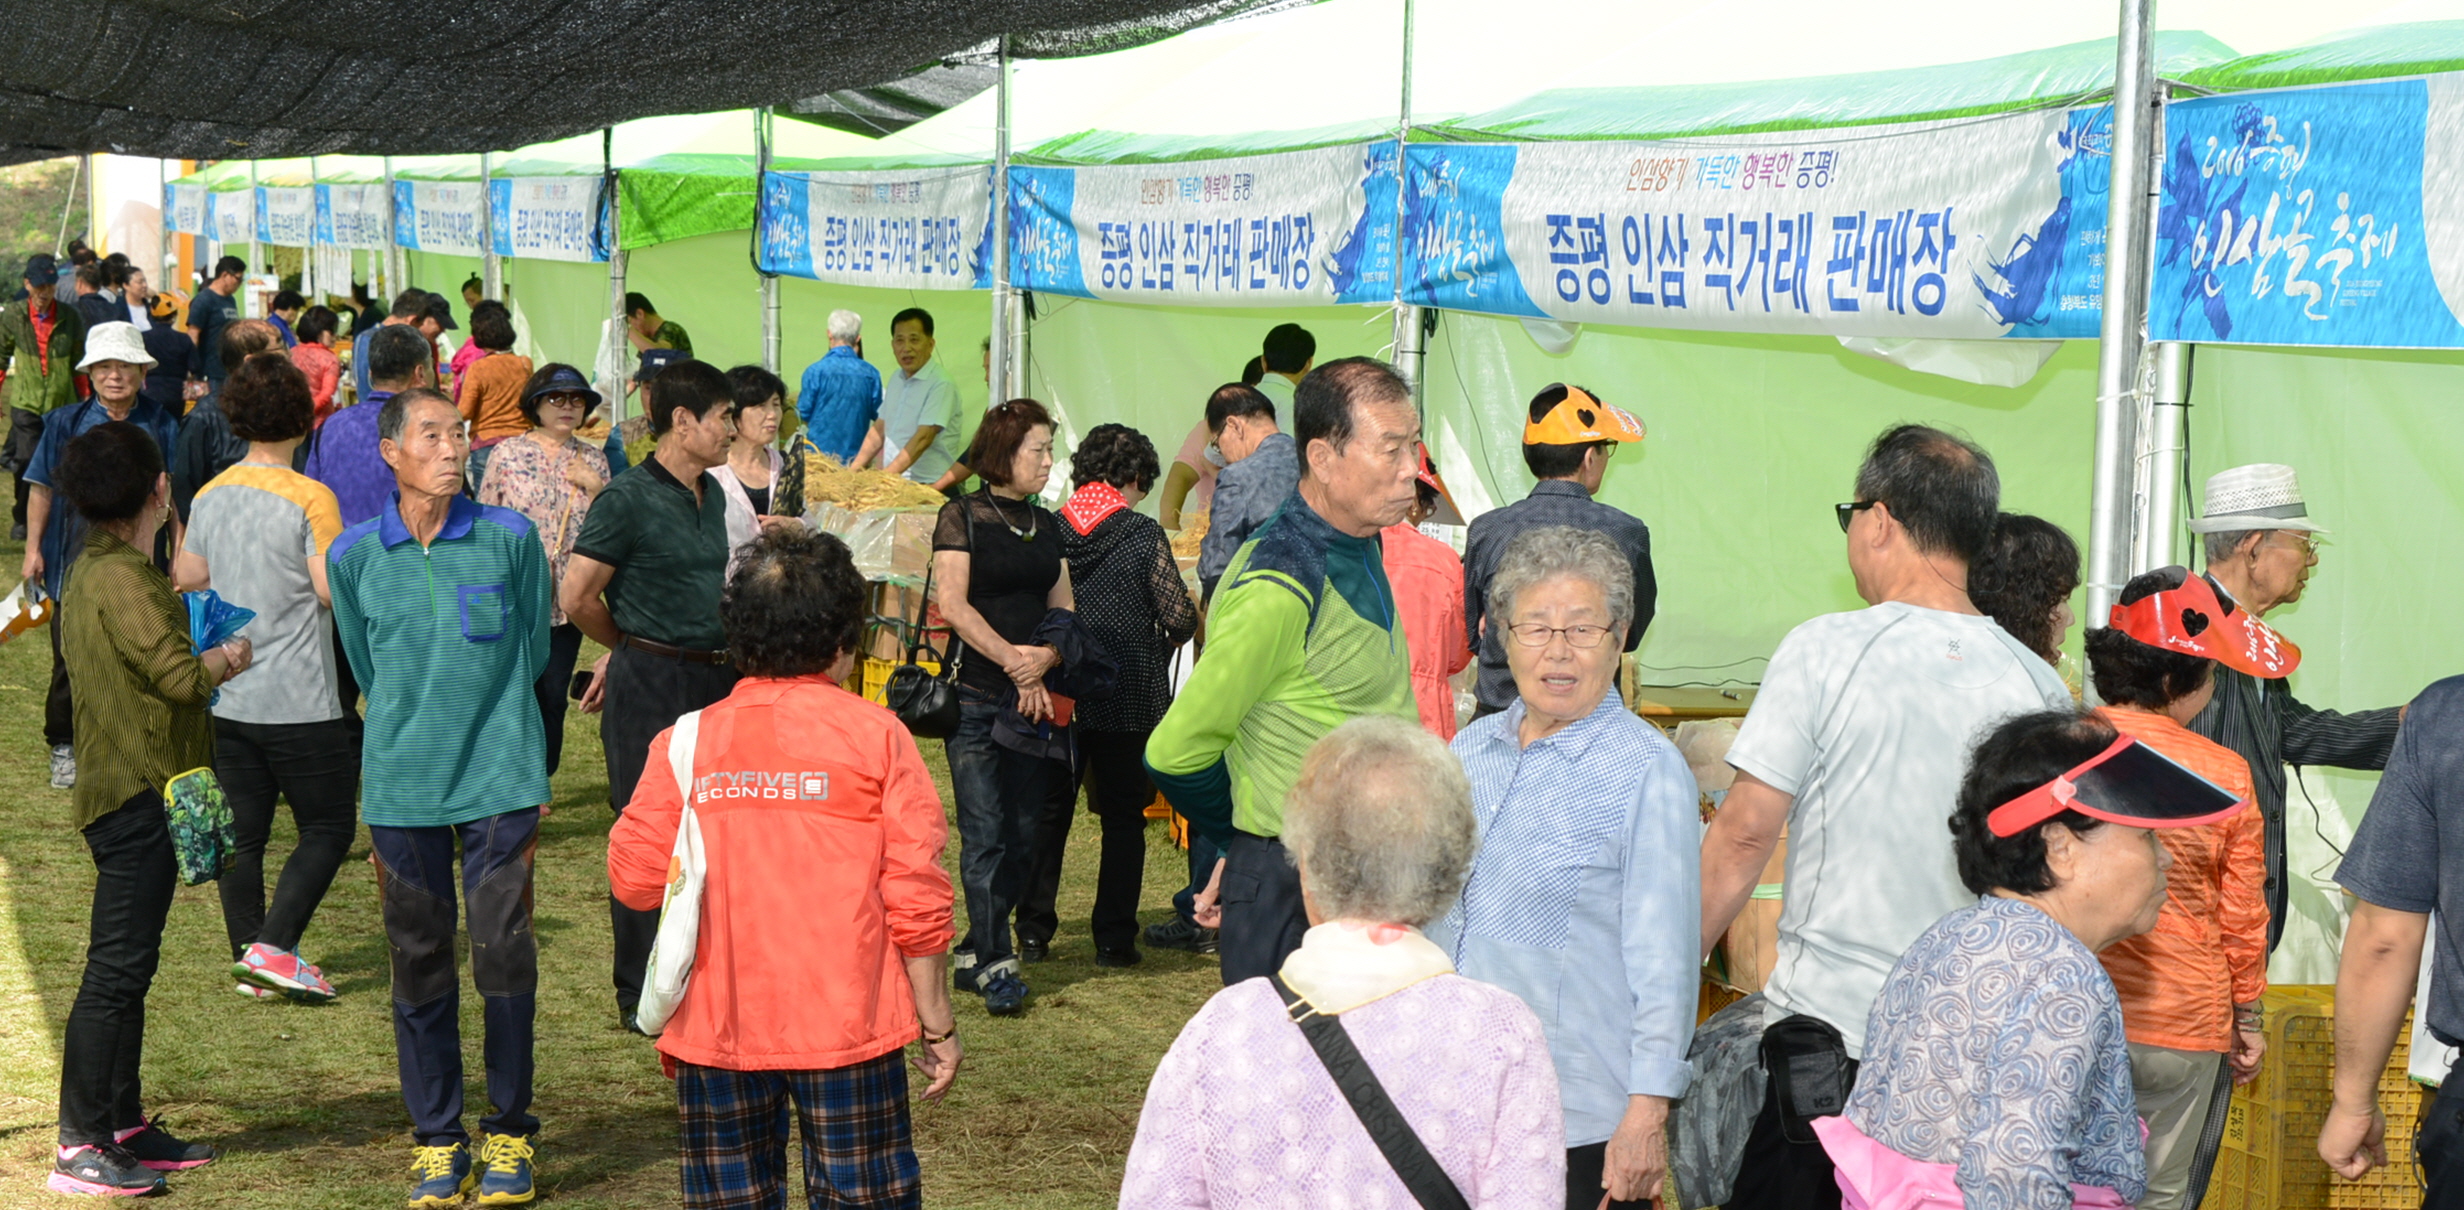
[1146,489,1416,844]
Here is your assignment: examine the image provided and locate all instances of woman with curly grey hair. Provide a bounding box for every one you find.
[1121,716,1566,1207]
[1431,524,1702,1210]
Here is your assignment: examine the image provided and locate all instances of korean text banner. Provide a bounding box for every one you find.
[1402,109,2112,339]
[757,167,990,289]
[316,184,389,250]
[393,180,485,256]
[2152,78,2447,347]
[1008,142,1398,307]
[490,177,608,263]
[203,190,252,246]
[258,186,316,247]
[164,183,205,237]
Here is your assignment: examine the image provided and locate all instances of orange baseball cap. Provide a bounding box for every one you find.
[1523,385,1646,446]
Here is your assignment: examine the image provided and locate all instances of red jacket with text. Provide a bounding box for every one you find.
[609,673,953,1071]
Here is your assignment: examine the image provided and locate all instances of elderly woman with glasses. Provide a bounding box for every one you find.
[1819,707,2249,1210]
[1431,525,1701,1210]
[1121,716,1565,1208]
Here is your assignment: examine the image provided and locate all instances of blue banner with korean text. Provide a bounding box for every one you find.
[757,166,991,289]
[1008,142,1399,306]
[392,180,486,256]
[1401,108,2112,339]
[2151,77,2451,347]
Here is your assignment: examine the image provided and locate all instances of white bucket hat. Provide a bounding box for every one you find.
[76,321,156,373]
[2186,463,2328,534]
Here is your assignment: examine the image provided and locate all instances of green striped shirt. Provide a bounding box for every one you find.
[330,492,552,827]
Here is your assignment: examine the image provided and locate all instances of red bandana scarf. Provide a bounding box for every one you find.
[1063,482,1129,535]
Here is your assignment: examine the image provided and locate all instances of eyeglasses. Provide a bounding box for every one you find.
[1836,499,1880,532]
[1506,622,1613,649]
[2260,531,2320,560]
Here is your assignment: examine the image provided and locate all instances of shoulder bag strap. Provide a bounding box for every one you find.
[667,709,702,800]
[1266,973,1472,1210]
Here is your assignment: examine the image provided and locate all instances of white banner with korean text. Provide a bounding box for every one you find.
[317,183,391,250]
[1403,108,2112,339]
[490,176,608,263]
[258,186,316,247]
[393,179,486,256]
[1008,142,1399,306]
[757,166,991,289]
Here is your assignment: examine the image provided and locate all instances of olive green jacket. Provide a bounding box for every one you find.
[0,297,86,417]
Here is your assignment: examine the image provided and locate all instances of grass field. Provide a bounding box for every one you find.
[0,527,1217,1208]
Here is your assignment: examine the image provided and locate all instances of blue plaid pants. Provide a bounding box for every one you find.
[676,1050,920,1209]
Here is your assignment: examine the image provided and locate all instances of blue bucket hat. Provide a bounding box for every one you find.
[523,363,603,410]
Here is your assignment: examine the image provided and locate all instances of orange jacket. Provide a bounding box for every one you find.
[608,674,953,1072]
[2094,706,2267,1053]
[1381,523,1472,740]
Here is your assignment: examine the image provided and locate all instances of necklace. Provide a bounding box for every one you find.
[985,490,1036,540]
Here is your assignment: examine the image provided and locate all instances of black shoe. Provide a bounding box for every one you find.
[118,1118,217,1171]
[620,1007,646,1036]
[1019,938,1049,964]
[980,969,1029,1016]
[49,1143,166,1196]
[1144,918,1219,954]
[1094,946,1142,968]
[9,523,24,542]
[953,959,979,994]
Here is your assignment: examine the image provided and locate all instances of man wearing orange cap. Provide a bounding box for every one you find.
[1462,383,1654,718]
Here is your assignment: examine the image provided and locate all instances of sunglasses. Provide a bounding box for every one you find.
[1835,499,1880,532]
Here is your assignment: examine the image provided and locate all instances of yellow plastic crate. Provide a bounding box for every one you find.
[2204,985,2426,1210]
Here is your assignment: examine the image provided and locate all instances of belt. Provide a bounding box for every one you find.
[617,634,730,666]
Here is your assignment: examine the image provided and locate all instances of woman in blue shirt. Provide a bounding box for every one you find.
[1431,524,1701,1210]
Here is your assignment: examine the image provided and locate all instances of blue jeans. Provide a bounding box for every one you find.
[370,809,540,1145]
[943,694,1058,973]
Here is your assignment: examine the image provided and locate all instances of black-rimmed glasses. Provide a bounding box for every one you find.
[1836,499,1879,532]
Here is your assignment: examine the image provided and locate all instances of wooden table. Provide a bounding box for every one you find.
[1630,685,1757,729]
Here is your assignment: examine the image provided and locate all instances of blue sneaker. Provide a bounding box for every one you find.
[405,1142,473,1208]
[980,969,1029,1016]
[474,1134,535,1205]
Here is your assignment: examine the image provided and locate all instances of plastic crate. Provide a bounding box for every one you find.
[2203,986,2427,1210]
[856,657,937,704]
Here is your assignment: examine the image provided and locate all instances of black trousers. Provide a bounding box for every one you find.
[534,622,583,778]
[1018,729,1154,954]
[45,592,72,747]
[58,791,176,1147]
[1566,1142,1654,1210]
[214,717,361,959]
[2423,1055,2464,1209]
[10,406,43,529]
[1726,1042,1861,1210]
[371,810,541,1146]
[331,614,364,751]
[601,643,739,1013]
[1217,831,1308,986]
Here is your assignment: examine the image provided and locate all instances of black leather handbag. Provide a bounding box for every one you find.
[883,502,963,739]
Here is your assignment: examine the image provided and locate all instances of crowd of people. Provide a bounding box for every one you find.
[8,247,2456,1210]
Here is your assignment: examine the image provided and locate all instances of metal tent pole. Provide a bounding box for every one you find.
[1388,0,1424,406]
[2136,342,2193,572]
[2084,0,2160,628]
[481,151,503,301]
[246,160,263,317]
[382,155,404,302]
[604,128,631,419]
[988,35,1016,402]
[155,158,169,287]
[757,108,781,374]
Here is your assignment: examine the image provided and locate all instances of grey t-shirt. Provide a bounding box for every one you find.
[182,463,346,725]
[2338,676,2459,1045]
[1726,602,2072,1058]
[880,359,961,483]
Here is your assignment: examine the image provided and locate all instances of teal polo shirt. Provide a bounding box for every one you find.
[330,492,552,827]
[572,451,730,650]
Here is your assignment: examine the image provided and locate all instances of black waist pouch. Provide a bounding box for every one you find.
[1760,1013,1852,1145]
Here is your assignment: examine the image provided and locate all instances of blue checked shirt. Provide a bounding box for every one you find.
[1429,693,1701,1146]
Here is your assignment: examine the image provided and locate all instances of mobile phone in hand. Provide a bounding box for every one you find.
[569,669,594,701]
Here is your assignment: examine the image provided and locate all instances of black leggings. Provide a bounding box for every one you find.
[1019,730,1154,953]
[534,623,583,777]
[214,717,361,959]
[59,791,176,1146]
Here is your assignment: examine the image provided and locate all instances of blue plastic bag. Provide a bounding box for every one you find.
[183,590,255,704]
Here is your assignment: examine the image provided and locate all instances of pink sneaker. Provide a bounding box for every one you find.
[232,942,338,1003]
[234,982,278,1000]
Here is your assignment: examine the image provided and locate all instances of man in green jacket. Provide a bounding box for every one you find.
[1145,357,1423,985]
[1,254,86,537]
